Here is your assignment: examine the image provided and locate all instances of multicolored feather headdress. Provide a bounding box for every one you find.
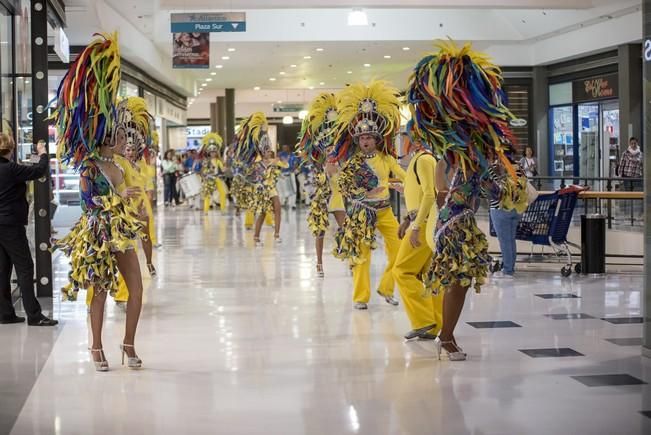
[115,96,154,159]
[200,132,224,156]
[331,80,401,163]
[235,112,270,165]
[406,41,517,176]
[297,92,338,167]
[51,32,121,170]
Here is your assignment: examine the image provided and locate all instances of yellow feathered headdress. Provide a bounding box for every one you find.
[235,112,270,165]
[200,132,224,156]
[297,92,338,166]
[115,96,154,158]
[331,80,401,162]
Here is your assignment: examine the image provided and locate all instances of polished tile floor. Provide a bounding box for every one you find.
[3,207,650,435]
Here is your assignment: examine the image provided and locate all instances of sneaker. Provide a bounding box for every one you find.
[404,323,437,340]
[494,272,515,279]
[0,315,25,324]
[377,291,399,306]
[353,302,368,310]
[27,315,58,326]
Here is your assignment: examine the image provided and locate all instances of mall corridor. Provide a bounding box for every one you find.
[1,209,648,435]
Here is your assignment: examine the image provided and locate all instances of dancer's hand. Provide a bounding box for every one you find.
[398,219,410,240]
[367,186,385,196]
[389,182,403,193]
[409,227,421,248]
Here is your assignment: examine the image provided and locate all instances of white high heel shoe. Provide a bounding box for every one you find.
[119,343,143,369]
[90,348,109,372]
[434,337,467,361]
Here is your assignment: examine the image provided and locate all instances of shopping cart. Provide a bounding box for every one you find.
[489,185,586,277]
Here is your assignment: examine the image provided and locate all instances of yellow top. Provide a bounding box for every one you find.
[366,153,406,200]
[137,159,156,192]
[328,173,345,211]
[115,154,146,207]
[404,151,437,227]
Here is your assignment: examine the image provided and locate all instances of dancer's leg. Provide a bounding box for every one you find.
[116,249,143,357]
[89,289,108,362]
[272,196,281,237]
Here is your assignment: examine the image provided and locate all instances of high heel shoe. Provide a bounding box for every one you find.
[316,264,324,278]
[119,343,142,369]
[274,234,282,244]
[90,348,109,372]
[147,263,157,277]
[434,337,467,361]
[253,237,262,247]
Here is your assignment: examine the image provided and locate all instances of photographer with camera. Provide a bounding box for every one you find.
[0,133,58,326]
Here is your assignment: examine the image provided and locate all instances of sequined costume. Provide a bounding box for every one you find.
[200,132,229,212]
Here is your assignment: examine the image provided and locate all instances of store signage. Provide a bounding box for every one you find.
[644,39,651,62]
[573,73,618,103]
[510,118,527,127]
[272,104,304,113]
[170,12,246,33]
[187,126,210,138]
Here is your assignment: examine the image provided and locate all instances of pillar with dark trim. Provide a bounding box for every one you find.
[225,89,235,146]
[643,0,651,357]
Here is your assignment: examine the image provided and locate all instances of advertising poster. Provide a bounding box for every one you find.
[172,32,210,69]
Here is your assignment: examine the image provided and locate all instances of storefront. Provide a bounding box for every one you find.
[549,73,620,181]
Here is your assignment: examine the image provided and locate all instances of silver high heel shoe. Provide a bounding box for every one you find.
[119,343,142,369]
[316,264,325,278]
[90,348,109,372]
[434,337,467,361]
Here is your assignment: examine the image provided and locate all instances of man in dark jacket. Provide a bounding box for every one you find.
[0,134,57,326]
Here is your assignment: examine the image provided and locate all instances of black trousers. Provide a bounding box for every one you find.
[0,225,42,320]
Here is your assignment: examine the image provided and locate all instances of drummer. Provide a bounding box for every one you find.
[188,154,204,210]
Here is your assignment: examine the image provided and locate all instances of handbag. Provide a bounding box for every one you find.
[525,180,539,205]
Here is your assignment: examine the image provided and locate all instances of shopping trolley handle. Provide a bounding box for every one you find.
[558,184,589,195]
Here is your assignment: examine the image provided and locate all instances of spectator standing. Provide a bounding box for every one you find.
[617,137,643,191]
[519,146,538,178]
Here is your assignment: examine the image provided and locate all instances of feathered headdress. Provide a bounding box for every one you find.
[297,92,338,167]
[235,112,270,165]
[115,96,154,159]
[330,80,401,163]
[200,132,224,157]
[406,41,517,177]
[51,32,121,170]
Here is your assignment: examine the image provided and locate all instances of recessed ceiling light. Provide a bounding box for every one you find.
[347,70,353,74]
[384,55,391,59]
[316,48,324,52]
[277,100,283,104]
[348,9,368,26]
[319,82,325,85]
[290,64,297,68]
[210,72,217,76]
[253,86,261,90]
[363,63,371,67]
[221,56,230,60]
[215,65,223,69]
[279,71,286,75]
[227,48,236,52]
[269,77,276,81]
[304,55,312,60]
[309,86,315,90]
[402,47,410,51]
[206,78,213,82]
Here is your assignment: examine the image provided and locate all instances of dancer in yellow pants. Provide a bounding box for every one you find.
[199,132,229,213]
[393,133,445,340]
[330,80,405,310]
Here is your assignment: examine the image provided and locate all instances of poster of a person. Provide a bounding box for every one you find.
[173,32,210,68]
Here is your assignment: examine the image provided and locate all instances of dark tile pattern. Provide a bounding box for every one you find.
[571,374,647,387]
[519,348,584,358]
[544,313,595,320]
[467,321,521,329]
[604,337,643,346]
[535,294,580,299]
[601,317,644,324]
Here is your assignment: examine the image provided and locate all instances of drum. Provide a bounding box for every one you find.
[179,172,202,198]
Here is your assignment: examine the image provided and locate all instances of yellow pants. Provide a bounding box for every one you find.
[203,180,229,213]
[352,207,401,303]
[393,227,443,333]
[245,210,273,228]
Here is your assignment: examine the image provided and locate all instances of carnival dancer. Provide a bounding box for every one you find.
[52,33,146,371]
[407,41,520,360]
[329,81,405,310]
[199,132,228,213]
[392,132,445,340]
[235,113,281,242]
[296,92,339,277]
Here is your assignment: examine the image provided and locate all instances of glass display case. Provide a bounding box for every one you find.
[551,106,574,177]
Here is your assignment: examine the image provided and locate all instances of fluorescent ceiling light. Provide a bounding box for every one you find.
[316,48,324,52]
[363,63,371,67]
[282,115,294,125]
[221,56,230,60]
[215,65,223,69]
[402,47,410,51]
[279,71,286,75]
[348,9,368,26]
[384,55,391,59]
[298,110,308,120]
[227,48,236,52]
[319,82,325,85]
[290,64,297,68]
[211,72,217,76]
[304,55,312,60]
[308,86,315,90]
[269,77,276,81]
[206,78,213,82]
[347,70,353,74]
[253,86,261,90]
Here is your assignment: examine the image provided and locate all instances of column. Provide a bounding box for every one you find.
[217,96,226,141]
[210,102,218,132]
[618,43,643,150]
[225,89,235,146]
[31,0,52,297]
[643,0,651,358]
[532,66,549,176]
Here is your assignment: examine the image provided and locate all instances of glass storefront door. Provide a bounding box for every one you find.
[601,101,620,178]
[578,103,600,187]
[550,105,574,177]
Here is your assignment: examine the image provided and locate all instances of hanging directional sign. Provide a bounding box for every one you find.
[170,12,246,33]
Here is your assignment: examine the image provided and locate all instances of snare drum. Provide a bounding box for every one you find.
[179,172,202,198]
